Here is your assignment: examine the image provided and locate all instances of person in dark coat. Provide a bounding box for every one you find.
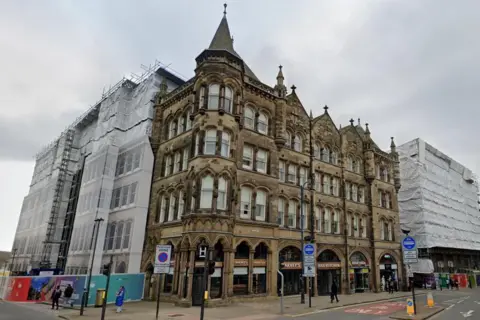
[51,286,62,310]
[330,281,339,303]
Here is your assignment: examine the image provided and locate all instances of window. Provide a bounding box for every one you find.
[331,150,338,165]
[122,221,131,249]
[277,198,285,226]
[332,177,339,196]
[178,115,185,135]
[182,148,189,170]
[333,210,340,234]
[361,217,367,238]
[288,165,296,183]
[285,132,292,147]
[347,156,353,171]
[121,185,129,206]
[243,145,253,170]
[221,132,230,157]
[240,187,252,219]
[199,87,206,108]
[380,219,386,240]
[125,153,133,173]
[178,191,184,219]
[388,221,393,241]
[165,156,171,176]
[322,148,330,162]
[323,175,330,194]
[353,215,359,237]
[299,167,307,185]
[352,184,358,202]
[200,176,214,209]
[355,159,362,173]
[301,203,308,230]
[288,200,296,228]
[115,222,124,250]
[107,223,116,250]
[347,213,352,236]
[116,155,125,176]
[324,208,331,233]
[315,207,321,232]
[195,134,200,156]
[224,87,233,112]
[174,152,181,173]
[169,119,177,139]
[314,144,321,159]
[315,172,321,191]
[204,130,217,155]
[244,107,255,129]
[385,192,391,209]
[293,136,302,152]
[217,178,227,210]
[111,188,121,209]
[257,112,268,134]
[168,194,176,221]
[376,164,381,179]
[186,107,192,130]
[129,182,137,204]
[133,149,141,169]
[208,84,220,109]
[159,195,167,222]
[255,190,266,221]
[256,149,268,173]
[278,161,286,182]
[345,182,351,200]
[359,187,365,203]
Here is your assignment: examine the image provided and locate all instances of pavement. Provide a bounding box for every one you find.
[2,288,478,320]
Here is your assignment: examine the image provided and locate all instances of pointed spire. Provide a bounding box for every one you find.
[365,123,370,135]
[390,137,396,149]
[276,65,284,84]
[223,2,227,16]
[309,109,313,119]
[324,105,329,114]
[349,118,354,126]
[274,65,287,98]
[208,3,234,52]
[358,118,361,126]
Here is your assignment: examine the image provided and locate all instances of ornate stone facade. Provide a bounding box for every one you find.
[141,8,403,306]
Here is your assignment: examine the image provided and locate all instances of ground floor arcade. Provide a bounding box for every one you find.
[143,236,403,306]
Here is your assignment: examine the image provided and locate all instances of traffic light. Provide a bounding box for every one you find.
[208,261,216,275]
[102,263,111,277]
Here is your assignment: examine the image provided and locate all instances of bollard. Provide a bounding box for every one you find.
[406,298,415,316]
[427,292,435,308]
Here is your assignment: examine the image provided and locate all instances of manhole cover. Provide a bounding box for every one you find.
[168,314,184,317]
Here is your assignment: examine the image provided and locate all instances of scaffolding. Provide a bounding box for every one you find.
[40,129,75,268]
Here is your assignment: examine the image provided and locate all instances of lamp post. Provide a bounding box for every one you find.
[80,217,104,315]
[10,248,18,276]
[402,228,416,315]
[199,240,213,320]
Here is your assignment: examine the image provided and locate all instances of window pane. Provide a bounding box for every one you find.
[221,132,230,157]
[240,187,252,219]
[243,146,253,169]
[255,191,266,221]
[200,176,214,208]
[208,84,220,109]
[204,130,217,155]
[244,107,254,129]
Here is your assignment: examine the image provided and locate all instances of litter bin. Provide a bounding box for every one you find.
[95,289,106,308]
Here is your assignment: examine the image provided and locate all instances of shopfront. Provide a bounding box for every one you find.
[233,242,250,296]
[317,250,342,295]
[278,246,302,296]
[379,253,398,291]
[349,252,370,293]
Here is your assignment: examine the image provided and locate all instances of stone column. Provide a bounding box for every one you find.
[186,249,196,301]
[172,251,180,294]
[248,250,254,294]
[228,251,235,297]
[177,250,188,299]
[222,250,230,299]
[266,250,272,295]
[270,242,278,296]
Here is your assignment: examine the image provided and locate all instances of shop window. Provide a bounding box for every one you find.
[233,242,250,295]
[253,243,268,294]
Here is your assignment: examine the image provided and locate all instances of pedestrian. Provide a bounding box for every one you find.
[115,286,126,313]
[330,281,339,303]
[51,285,62,310]
[389,279,394,294]
[468,278,472,289]
[63,284,74,307]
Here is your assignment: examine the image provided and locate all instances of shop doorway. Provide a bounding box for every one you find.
[278,246,302,296]
[350,252,370,293]
[192,269,204,306]
[379,254,398,291]
[317,250,341,295]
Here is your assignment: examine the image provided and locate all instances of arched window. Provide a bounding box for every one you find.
[224,86,233,112]
[380,218,386,240]
[352,184,358,202]
[185,106,193,131]
[347,156,354,171]
[122,221,132,249]
[361,216,367,238]
[322,147,330,162]
[277,198,285,226]
[255,190,267,221]
[257,112,268,134]
[168,193,176,221]
[285,131,292,147]
[324,208,331,233]
[200,175,214,209]
[288,200,296,228]
[240,186,252,219]
[353,215,359,237]
[208,84,220,109]
[220,132,230,157]
[323,175,330,194]
[244,107,255,129]
[388,221,393,241]
[333,210,340,234]
[159,195,168,223]
[169,119,177,139]
[204,129,217,155]
[331,150,338,165]
[217,177,227,210]
[314,143,321,159]
[178,191,184,220]
[115,222,124,250]
[356,159,362,173]
[346,213,352,236]
[315,207,321,232]
[294,135,302,152]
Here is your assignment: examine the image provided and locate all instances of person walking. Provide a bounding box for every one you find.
[330,281,339,303]
[63,284,74,307]
[389,279,395,294]
[51,286,62,310]
[115,286,126,313]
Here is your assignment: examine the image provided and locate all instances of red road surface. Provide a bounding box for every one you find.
[344,301,405,315]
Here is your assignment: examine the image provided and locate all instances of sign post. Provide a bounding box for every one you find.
[402,236,417,315]
[406,298,415,316]
[154,245,172,320]
[303,244,316,308]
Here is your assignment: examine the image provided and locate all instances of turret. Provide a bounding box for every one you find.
[363,123,375,182]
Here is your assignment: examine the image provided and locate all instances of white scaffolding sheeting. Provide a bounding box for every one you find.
[397,138,480,250]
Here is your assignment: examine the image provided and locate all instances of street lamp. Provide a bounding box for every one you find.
[199,240,213,320]
[80,217,104,315]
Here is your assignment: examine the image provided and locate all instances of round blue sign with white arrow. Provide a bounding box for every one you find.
[304,244,315,255]
[403,237,416,250]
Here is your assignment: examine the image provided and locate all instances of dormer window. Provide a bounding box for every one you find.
[208,84,220,110]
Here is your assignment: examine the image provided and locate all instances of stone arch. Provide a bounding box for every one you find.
[377,250,400,265]
[234,238,254,251]
[318,246,345,264]
[222,77,242,93]
[196,166,216,179]
[180,235,192,249]
[253,240,270,250]
[257,105,273,119]
[239,182,257,190]
[278,240,301,251]
[349,249,372,266]
[213,235,231,250]
[192,235,212,247]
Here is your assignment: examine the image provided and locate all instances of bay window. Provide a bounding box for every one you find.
[244,107,255,129]
[208,84,220,109]
[200,176,214,209]
[257,112,268,134]
[217,177,227,210]
[204,130,217,155]
[220,132,230,157]
[224,87,233,112]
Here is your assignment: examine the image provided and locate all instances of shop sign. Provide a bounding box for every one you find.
[233,259,267,267]
[281,262,302,270]
[318,262,341,269]
[193,261,223,268]
[351,261,368,267]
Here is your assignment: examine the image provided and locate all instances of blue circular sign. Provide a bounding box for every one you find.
[304,244,315,255]
[407,301,413,307]
[158,252,169,263]
[403,237,416,250]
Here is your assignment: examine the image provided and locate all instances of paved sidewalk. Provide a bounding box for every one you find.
[52,290,427,320]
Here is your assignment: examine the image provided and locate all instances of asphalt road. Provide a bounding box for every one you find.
[290,289,478,320]
[0,300,57,320]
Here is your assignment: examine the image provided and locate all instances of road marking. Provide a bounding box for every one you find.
[460,310,474,318]
[457,300,465,304]
[446,305,455,310]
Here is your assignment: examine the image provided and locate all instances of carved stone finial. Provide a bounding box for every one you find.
[291,84,297,93]
[223,3,227,16]
[324,105,329,113]
[349,118,354,126]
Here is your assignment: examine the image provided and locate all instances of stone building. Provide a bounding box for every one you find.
[141,7,403,306]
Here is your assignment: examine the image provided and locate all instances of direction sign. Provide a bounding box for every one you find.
[154,244,172,274]
[303,244,316,277]
[402,237,416,250]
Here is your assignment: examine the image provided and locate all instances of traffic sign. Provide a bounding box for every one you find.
[303,244,316,277]
[402,237,416,250]
[154,244,172,274]
[406,298,414,316]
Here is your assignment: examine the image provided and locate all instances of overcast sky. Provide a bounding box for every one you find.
[0,0,479,251]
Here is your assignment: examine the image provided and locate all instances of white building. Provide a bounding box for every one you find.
[397,138,480,272]
[11,64,185,275]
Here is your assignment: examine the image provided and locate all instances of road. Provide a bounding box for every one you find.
[0,300,57,320]
[290,289,480,320]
